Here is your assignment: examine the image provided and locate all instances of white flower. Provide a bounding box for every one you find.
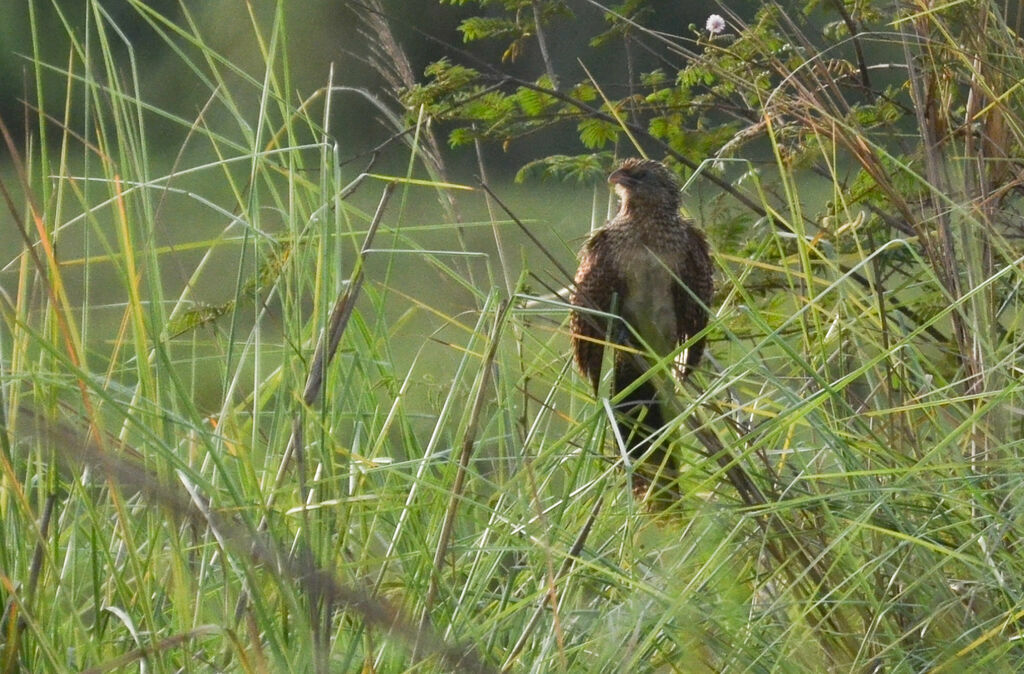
[706,14,726,35]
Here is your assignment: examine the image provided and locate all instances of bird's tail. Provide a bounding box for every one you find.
[613,352,678,502]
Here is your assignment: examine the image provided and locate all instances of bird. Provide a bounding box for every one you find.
[569,158,713,497]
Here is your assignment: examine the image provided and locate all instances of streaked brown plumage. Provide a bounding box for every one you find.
[569,158,713,490]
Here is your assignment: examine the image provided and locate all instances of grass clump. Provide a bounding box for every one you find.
[3,1,1024,672]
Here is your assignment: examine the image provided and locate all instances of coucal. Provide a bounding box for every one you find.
[569,158,713,492]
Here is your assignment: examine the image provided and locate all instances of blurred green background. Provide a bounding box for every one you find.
[0,1,720,168]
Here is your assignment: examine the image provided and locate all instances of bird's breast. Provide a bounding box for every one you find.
[619,246,677,354]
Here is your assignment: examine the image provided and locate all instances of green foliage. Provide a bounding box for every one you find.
[515,77,557,115]
[569,80,598,102]
[576,115,620,149]
[457,16,518,43]
[514,152,614,182]
[403,58,481,113]
[448,0,573,61]
[7,0,1024,672]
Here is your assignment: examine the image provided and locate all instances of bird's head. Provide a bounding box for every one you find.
[608,158,681,214]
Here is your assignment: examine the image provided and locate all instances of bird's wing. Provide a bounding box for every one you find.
[570,229,623,391]
[671,226,713,369]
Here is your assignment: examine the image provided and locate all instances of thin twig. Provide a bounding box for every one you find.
[531,0,559,87]
[826,0,871,89]
[478,180,576,284]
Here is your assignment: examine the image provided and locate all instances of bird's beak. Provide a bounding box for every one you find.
[608,169,637,188]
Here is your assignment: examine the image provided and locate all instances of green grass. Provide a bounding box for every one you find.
[3,1,1024,672]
